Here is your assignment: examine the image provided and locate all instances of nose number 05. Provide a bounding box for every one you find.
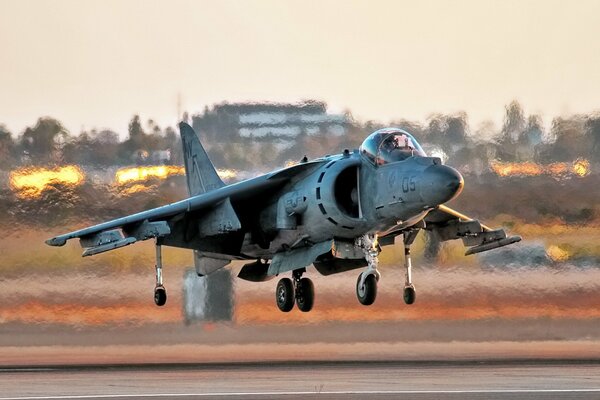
[402,176,416,193]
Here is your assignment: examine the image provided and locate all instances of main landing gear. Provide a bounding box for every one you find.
[154,242,167,306]
[355,231,418,306]
[275,268,314,312]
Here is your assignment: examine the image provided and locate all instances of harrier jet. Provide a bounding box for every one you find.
[46,123,521,312]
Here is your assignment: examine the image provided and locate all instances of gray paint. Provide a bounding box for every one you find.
[46,123,521,279]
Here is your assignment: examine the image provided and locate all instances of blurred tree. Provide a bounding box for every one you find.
[540,116,586,162]
[120,115,146,162]
[495,101,525,161]
[128,115,145,148]
[473,120,497,143]
[62,130,93,165]
[164,126,182,165]
[0,124,16,168]
[585,114,600,162]
[92,129,121,165]
[444,112,469,147]
[518,114,544,161]
[19,117,69,164]
[501,100,526,143]
[425,114,447,145]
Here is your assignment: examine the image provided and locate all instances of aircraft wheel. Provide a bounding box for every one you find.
[154,286,167,306]
[276,278,295,312]
[356,273,377,306]
[403,285,416,305]
[296,277,314,312]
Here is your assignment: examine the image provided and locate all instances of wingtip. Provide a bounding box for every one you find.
[45,237,66,247]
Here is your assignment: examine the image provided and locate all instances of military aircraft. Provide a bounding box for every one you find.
[46,123,521,312]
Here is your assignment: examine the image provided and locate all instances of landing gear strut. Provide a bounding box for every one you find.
[275,268,314,312]
[402,230,418,305]
[154,242,167,306]
[356,233,380,306]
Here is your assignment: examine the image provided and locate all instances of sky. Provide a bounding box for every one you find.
[1,0,600,137]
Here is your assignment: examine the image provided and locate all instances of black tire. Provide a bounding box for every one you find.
[276,278,295,312]
[403,285,416,305]
[356,274,377,306]
[154,286,167,306]
[296,277,315,312]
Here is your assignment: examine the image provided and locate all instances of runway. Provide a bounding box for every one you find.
[1,361,599,400]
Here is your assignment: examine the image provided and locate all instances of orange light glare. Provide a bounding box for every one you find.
[115,166,186,185]
[9,165,85,198]
[114,166,238,186]
[491,160,591,178]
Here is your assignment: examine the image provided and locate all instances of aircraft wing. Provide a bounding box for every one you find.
[46,159,326,256]
[424,204,521,255]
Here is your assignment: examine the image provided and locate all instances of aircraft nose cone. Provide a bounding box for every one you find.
[421,164,464,206]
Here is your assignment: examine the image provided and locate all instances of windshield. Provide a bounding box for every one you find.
[360,128,427,165]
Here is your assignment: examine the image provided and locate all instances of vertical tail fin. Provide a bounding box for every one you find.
[179,122,225,196]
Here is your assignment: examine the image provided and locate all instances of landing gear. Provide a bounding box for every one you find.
[154,285,167,306]
[356,233,380,306]
[154,242,167,306]
[403,285,416,305]
[275,269,315,312]
[356,273,377,305]
[295,276,314,312]
[275,278,295,312]
[353,230,419,306]
[402,230,418,305]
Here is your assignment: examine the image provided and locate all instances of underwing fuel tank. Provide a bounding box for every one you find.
[80,230,136,257]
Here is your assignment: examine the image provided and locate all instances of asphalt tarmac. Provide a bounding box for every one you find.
[0,361,599,400]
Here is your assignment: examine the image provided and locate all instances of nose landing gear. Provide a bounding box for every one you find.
[354,230,419,306]
[356,233,380,306]
[356,273,377,305]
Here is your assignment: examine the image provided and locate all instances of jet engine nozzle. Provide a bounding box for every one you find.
[421,164,464,206]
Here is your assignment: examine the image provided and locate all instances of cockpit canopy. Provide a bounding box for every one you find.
[360,128,427,165]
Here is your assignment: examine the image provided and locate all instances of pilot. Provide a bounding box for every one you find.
[381,134,415,163]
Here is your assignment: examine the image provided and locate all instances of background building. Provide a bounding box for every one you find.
[191,101,350,142]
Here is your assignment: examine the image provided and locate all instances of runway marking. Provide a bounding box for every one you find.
[2,389,600,399]
[0,369,54,373]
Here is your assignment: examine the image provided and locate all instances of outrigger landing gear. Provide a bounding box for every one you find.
[402,230,419,305]
[275,268,315,312]
[154,241,167,306]
[356,233,380,306]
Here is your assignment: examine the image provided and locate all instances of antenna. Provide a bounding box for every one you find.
[177,92,182,122]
